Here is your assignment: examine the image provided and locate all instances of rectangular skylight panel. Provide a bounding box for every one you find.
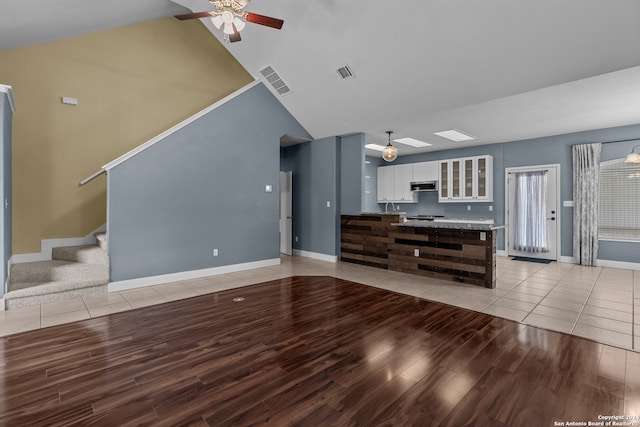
[434,129,475,142]
[365,144,386,151]
[393,137,432,147]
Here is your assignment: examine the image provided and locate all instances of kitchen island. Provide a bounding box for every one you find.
[341,214,504,288]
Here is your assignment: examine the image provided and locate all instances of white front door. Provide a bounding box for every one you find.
[506,165,559,260]
[279,171,293,256]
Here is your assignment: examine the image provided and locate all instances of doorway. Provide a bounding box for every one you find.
[505,164,560,261]
[279,171,293,255]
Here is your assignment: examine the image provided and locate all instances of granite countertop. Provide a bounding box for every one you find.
[359,212,406,216]
[393,220,505,231]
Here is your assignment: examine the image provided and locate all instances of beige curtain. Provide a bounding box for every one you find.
[572,143,601,266]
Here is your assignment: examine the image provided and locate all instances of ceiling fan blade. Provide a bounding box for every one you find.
[245,13,284,29]
[174,11,214,20]
[229,30,242,43]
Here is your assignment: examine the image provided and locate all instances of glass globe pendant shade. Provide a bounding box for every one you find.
[382,143,398,162]
[625,145,640,163]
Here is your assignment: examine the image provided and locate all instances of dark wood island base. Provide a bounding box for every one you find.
[341,214,499,288]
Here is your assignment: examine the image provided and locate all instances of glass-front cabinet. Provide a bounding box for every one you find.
[439,159,463,201]
[440,161,449,199]
[476,156,488,199]
[440,155,492,202]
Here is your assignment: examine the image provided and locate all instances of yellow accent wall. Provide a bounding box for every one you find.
[0,18,253,254]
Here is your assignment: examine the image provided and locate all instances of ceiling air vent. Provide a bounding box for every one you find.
[336,65,354,80]
[259,65,291,96]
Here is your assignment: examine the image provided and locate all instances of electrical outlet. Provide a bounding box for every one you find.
[295,236,299,242]
[467,205,471,211]
[213,248,219,256]
[326,201,331,208]
[414,249,420,257]
[489,205,493,212]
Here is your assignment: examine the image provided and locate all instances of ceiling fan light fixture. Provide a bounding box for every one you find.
[223,21,236,34]
[382,131,398,162]
[625,145,640,163]
[233,17,246,32]
[221,10,235,23]
[175,1,284,43]
[211,15,223,29]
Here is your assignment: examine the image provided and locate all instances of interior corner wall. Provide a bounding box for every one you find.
[107,83,310,282]
[281,137,339,257]
[0,18,253,254]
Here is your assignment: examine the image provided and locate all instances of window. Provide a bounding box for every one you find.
[598,159,640,241]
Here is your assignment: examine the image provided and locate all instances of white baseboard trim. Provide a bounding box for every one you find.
[596,259,640,270]
[108,258,281,292]
[293,250,338,263]
[11,224,107,264]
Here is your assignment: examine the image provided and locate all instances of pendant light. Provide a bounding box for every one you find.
[624,144,640,163]
[382,131,398,162]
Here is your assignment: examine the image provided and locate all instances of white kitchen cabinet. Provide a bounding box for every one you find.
[440,155,492,202]
[412,161,438,182]
[376,164,417,203]
[393,164,415,202]
[376,166,395,202]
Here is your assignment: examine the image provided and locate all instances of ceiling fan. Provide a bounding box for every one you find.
[175,0,284,43]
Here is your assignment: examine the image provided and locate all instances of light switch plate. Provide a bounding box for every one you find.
[563,200,574,207]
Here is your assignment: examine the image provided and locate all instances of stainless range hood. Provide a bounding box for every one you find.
[410,181,438,192]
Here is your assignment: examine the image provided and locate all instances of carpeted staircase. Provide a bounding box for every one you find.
[4,236,109,309]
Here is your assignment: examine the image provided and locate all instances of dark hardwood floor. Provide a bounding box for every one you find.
[1,276,639,426]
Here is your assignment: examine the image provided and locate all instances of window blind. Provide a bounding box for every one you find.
[598,161,640,240]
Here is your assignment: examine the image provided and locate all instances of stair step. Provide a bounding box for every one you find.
[10,260,109,284]
[3,281,107,309]
[52,244,109,266]
[94,232,107,251]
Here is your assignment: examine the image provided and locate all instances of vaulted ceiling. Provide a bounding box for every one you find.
[3,0,640,157]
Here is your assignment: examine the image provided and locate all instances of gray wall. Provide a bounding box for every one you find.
[379,123,640,260]
[281,137,339,257]
[0,94,12,296]
[107,83,311,281]
[340,134,365,215]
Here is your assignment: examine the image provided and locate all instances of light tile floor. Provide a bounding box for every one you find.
[1,256,638,351]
